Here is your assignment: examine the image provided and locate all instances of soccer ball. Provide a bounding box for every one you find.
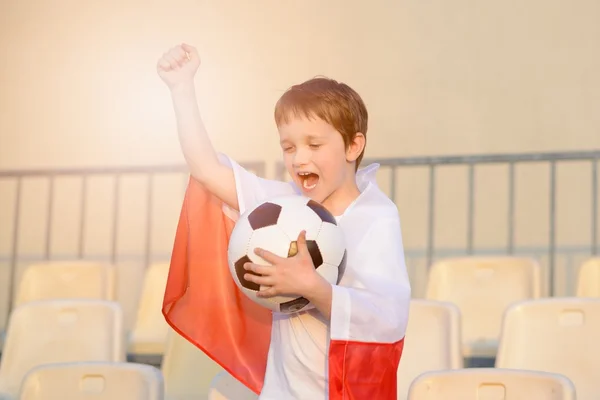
[227,195,347,314]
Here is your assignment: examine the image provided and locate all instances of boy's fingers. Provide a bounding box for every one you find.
[256,287,277,298]
[244,262,272,276]
[296,230,308,254]
[157,59,172,71]
[181,43,198,62]
[163,54,180,69]
[244,273,273,286]
[254,247,283,264]
[181,43,196,54]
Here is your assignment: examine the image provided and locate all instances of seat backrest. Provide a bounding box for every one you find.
[129,262,171,355]
[18,362,163,400]
[408,368,576,400]
[425,256,541,357]
[15,261,116,307]
[161,330,223,400]
[496,297,600,399]
[0,299,125,397]
[398,300,463,399]
[576,258,600,297]
[208,371,258,400]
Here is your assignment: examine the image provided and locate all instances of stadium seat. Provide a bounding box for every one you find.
[496,297,600,399]
[129,262,171,356]
[161,329,223,400]
[18,362,164,400]
[576,258,600,297]
[14,261,116,307]
[397,299,463,399]
[425,256,542,358]
[407,368,576,400]
[0,299,126,398]
[208,371,258,400]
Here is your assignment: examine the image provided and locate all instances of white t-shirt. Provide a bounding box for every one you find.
[220,155,410,400]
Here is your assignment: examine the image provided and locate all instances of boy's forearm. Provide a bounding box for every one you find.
[305,276,333,320]
[170,83,220,182]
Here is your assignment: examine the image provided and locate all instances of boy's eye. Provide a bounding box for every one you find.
[283,146,294,153]
[309,144,321,149]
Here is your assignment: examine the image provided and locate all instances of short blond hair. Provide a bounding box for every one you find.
[274,77,368,170]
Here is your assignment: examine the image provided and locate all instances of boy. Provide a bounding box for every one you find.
[158,43,411,400]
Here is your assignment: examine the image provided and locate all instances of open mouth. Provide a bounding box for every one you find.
[298,172,319,191]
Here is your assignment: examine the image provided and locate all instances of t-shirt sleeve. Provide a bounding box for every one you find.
[218,154,298,219]
[330,216,411,343]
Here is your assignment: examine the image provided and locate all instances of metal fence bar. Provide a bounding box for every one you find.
[426,165,436,269]
[364,150,600,166]
[507,162,516,254]
[111,174,121,264]
[78,175,87,258]
[0,165,189,177]
[144,174,154,269]
[255,163,266,179]
[549,161,557,296]
[390,167,397,203]
[7,178,22,314]
[592,159,598,256]
[6,153,598,178]
[45,176,55,260]
[467,164,475,254]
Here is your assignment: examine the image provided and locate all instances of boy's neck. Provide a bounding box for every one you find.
[322,175,361,217]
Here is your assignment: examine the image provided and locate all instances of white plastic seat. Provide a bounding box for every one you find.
[496,297,600,399]
[161,329,223,400]
[18,362,163,400]
[408,368,576,400]
[398,300,463,399]
[576,258,600,297]
[425,256,541,357]
[129,262,171,355]
[15,261,116,307]
[208,371,258,400]
[0,299,125,398]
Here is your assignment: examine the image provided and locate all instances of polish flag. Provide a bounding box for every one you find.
[162,177,405,399]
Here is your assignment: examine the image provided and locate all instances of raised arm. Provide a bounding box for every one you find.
[157,44,238,211]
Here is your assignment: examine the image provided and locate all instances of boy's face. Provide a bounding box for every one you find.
[278,116,362,212]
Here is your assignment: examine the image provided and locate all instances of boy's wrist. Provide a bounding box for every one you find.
[304,272,331,301]
[303,272,333,320]
[170,81,196,96]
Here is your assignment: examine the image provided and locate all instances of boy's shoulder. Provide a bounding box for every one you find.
[345,187,399,233]
[351,163,400,219]
[340,164,401,236]
[339,183,403,264]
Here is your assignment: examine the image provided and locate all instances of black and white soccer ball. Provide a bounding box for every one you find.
[227,195,347,314]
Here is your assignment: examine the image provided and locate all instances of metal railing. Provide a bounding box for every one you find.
[1,149,598,313]
[373,151,598,275]
[277,150,600,295]
[0,162,266,314]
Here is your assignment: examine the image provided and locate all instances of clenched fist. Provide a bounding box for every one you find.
[157,43,200,90]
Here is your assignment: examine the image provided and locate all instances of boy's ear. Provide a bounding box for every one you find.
[346,132,366,162]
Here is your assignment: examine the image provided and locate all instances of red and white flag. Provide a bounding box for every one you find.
[163,176,409,399]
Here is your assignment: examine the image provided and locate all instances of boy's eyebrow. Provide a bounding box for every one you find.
[305,134,321,141]
[279,134,322,144]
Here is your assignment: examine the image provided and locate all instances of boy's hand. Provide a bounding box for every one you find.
[243,230,324,299]
[157,43,200,90]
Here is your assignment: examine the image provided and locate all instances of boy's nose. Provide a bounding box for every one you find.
[293,149,311,166]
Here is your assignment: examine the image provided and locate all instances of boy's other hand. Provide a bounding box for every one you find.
[157,43,200,90]
[243,230,324,299]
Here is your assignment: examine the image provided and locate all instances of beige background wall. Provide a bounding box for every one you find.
[1,0,599,329]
